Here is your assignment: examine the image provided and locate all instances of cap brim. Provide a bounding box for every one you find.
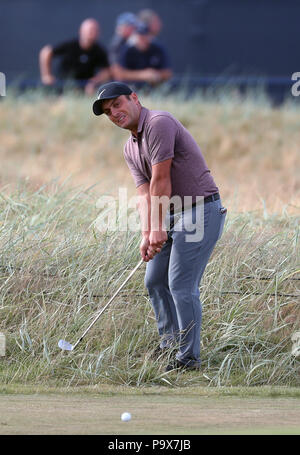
[92,95,120,116]
[93,99,105,116]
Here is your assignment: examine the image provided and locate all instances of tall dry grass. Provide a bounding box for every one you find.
[0,88,299,388]
[1,87,299,213]
[0,183,298,387]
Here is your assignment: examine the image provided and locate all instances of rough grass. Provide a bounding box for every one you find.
[0,88,299,389]
[0,183,299,388]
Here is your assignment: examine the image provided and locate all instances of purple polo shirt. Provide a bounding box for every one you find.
[124,107,218,201]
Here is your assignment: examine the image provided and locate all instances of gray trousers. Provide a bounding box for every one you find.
[144,197,226,366]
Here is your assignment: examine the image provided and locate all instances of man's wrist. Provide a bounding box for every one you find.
[151,226,167,233]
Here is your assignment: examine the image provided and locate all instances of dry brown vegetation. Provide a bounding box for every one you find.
[1,89,299,213]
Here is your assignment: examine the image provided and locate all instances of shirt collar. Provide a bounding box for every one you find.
[131,107,148,140]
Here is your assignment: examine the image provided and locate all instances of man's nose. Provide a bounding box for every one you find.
[111,108,120,118]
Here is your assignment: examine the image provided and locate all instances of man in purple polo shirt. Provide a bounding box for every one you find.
[93,81,226,371]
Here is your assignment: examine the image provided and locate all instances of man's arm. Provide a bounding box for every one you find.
[85,67,112,95]
[39,45,56,85]
[149,158,172,244]
[154,68,172,83]
[137,159,172,261]
[137,182,151,261]
[111,63,164,85]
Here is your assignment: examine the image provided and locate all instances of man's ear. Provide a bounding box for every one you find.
[131,92,139,104]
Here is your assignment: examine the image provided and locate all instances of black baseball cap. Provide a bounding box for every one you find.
[92,82,133,116]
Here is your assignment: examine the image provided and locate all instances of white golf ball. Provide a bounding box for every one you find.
[121,412,131,422]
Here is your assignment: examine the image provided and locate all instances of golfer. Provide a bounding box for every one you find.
[93,82,226,371]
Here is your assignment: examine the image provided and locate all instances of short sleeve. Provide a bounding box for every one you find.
[52,41,72,56]
[145,115,177,165]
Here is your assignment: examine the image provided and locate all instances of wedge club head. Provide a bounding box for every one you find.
[58,339,74,351]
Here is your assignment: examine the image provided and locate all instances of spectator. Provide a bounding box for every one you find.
[109,12,138,66]
[137,9,162,38]
[112,22,172,87]
[39,18,111,95]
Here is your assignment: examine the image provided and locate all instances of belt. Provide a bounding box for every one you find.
[204,192,220,203]
[169,193,220,215]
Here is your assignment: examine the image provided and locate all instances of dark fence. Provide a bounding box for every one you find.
[0,0,299,102]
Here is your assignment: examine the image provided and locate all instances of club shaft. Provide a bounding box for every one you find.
[72,259,144,349]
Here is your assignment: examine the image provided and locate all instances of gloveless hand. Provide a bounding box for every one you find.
[140,236,150,262]
[146,230,168,260]
[41,74,56,85]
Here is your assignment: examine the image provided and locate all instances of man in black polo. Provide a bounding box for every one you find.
[39,18,110,94]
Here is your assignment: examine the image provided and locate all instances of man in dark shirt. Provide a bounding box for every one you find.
[113,22,172,87]
[39,18,111,94]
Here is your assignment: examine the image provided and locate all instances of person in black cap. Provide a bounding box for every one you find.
[39,18,111,94]
[92,81,133,115]
[112,22,172,87]
[92,82,226,372]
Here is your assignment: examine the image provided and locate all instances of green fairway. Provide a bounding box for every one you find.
[0,385,299,435]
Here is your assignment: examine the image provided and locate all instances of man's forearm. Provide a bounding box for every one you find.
[39,46,54,80]
[137,177,171,236]
[137,191,151,237]
[89,67,111,85]
[111,64,164,85]
[150,176,172,232]
[157,69,173,82]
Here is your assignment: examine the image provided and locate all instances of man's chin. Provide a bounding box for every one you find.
[119,121,131,130]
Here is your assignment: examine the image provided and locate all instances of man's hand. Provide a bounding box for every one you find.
[140,236,150,262]
[140,230,167,262]
[85,80,97,95]
[146,230,168,261]
[41,73,56,85]
[142,68,162,85]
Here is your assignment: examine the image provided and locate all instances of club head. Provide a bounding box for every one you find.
[58,339,74,351]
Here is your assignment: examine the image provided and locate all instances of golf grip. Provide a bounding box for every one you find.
[72,259,144,349]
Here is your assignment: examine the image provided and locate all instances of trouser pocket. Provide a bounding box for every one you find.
[217,207,227,240]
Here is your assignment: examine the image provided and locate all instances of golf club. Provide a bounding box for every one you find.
[58,258,144,351]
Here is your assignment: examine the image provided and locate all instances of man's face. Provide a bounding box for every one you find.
[118,24,135,39]
[149,16,162,36]
[136,33,152,51]
[102,94,141,132]
[79,20,100,48]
